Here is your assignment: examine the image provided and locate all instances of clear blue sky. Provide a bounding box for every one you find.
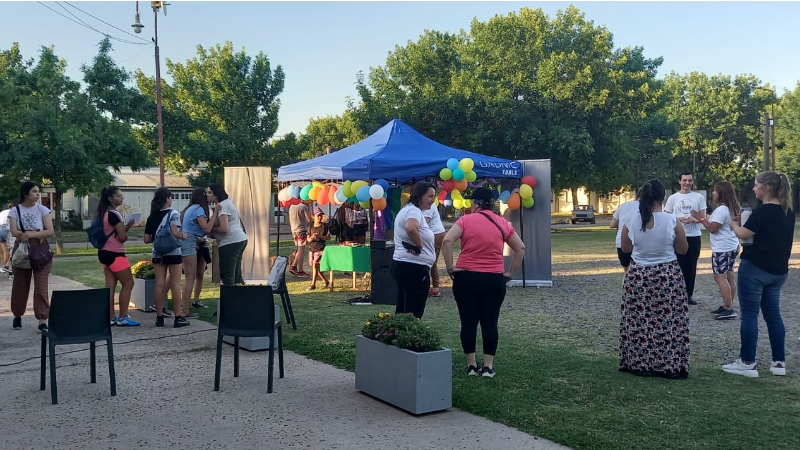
[2,1,799,137]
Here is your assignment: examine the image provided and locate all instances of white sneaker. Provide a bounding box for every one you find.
[770,361,786,376]
[722,359,759,378]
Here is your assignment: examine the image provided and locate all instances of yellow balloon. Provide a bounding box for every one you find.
[519,184,533,200]
[459,158,474,171]
[453,199,464,209]
[464,199,472,208]
[451,190,462,200]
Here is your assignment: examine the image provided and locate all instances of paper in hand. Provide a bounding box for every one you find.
[126,212,141,225]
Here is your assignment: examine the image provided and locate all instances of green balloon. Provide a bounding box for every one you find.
[522,196,534,208]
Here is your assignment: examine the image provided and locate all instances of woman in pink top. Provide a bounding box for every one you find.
[441,187,525,378]
[96,186,139,327]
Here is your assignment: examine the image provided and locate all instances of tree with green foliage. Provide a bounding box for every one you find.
[135,42,286,186]
[299,111,366,159]
[775,82,800,197]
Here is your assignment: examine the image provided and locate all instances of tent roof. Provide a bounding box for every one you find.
[277,119,521,182]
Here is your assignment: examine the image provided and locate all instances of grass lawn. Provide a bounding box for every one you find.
[51,229,800,450]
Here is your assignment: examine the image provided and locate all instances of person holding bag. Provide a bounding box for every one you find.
[442,187,525,378]
[9,181,54,331]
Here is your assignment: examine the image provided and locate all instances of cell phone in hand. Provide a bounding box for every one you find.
[402,241,421,255]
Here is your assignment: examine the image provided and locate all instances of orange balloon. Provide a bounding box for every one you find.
[454,179,468,192]
[328,185,338,204]
[372,197,387,210]
[507,192,521,210]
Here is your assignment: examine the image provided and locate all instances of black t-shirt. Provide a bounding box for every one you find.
[145,209,170,237]
[308,223,330,252]
[741,204,795,275]
[107,210,121,227]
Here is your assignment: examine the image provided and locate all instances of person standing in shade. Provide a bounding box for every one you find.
[723,171,793,378]
[423,203,446,297]
[288,199,312,277]
[0,203,10,273]
[392,182,436,318]
[206,184,248,286]
[306,207,330,291]
[664,172,706,305]
[180,187,215,316]
[609,192,639,269]
[8,182,53,331]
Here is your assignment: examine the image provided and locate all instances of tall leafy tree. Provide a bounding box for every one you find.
[775,82,800,186]
[300,111,366,159]
[135,42,286,185]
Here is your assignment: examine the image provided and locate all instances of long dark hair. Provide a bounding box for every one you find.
[756,171,793,213]
[19,181,38,203]
[208,183,228,202]
[97,186,121,219]
[151,187,172,216]
[713,181,740,213]
[638,179,666,232]
[408,182,434,208]
[181,187,210,222]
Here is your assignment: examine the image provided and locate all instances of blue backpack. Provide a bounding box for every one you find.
[87,209,117,249]
[153,210,181,255]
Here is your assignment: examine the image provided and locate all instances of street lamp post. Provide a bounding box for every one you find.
[132,1,167,188]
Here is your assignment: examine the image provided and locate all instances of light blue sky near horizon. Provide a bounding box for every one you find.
[2,1,799,138]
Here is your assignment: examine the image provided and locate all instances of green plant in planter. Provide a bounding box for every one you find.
[362,312,442,353]
[130,260,155,280]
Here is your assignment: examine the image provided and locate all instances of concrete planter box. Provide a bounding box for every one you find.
[355,334,452,415]
[133,278,165,312]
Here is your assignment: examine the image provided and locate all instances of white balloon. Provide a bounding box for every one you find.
[369,184,385,200]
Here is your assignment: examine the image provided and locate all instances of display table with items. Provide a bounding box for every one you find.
[319,244,371,291]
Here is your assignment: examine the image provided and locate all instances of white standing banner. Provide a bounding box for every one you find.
[224,167,272,283]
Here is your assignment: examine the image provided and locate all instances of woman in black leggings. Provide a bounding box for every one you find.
[442,187,525,378]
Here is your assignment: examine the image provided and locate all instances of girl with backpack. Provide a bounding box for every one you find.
[144,188,189,328]
[96,186,139,326]
[180,187,216,315]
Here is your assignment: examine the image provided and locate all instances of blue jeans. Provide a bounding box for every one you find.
[738,259,787,363]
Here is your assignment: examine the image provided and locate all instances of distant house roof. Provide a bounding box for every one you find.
[110,167,194,189]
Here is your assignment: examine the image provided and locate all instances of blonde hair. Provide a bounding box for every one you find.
[755,171,793,213]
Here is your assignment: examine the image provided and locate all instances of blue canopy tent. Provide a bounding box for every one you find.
[277,119,522,182]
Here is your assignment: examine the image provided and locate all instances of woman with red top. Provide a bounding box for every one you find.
[96,186,140,326]
[441,187,525,378]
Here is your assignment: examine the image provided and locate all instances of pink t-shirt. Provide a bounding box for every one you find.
[102,210,125,253]
[454,211,516,273]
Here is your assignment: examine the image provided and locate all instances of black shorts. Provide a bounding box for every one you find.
[617,247,632,268]
[153,255,183,265]
[353,223,368,237]
[98,250,125,266]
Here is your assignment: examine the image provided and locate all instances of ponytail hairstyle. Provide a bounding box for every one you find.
[756,171,793,213]
[151,187,172,216]
[97,186,121,219]
[713,181,740,214]
[638,179,666,232]
[181,187,210,222]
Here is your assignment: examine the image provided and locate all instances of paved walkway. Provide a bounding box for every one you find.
[0,274,570,450]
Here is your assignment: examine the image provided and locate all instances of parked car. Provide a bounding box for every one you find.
[571,205,595,224]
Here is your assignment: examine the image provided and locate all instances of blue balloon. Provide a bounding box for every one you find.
[335,187,348,203]
[444,199,453,207]
[452,168,465,181]
[492,189,500,200]
[499,190,511,203]
[375,179,389,191]
[289,185,301,198]
[347,195,358,203]
[446,158,459,171]
[356,185,371,202]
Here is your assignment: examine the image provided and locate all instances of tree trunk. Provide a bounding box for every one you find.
[570,187,580,208]
[54,190,63,255]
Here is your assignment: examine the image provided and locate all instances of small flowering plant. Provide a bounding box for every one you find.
[131,260,156,280]
[362,312,443,353]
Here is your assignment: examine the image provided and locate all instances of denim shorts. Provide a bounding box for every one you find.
[0,227,8,243]
[180,234,199,257]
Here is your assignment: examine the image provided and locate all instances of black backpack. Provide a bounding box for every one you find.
[326,217,341,241]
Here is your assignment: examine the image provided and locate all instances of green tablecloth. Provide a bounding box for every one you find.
[320,245,371,272]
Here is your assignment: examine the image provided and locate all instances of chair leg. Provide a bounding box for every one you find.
[40,334,47,391]
[107,339,116,397]
[49,343,58,405]
[90,342,97,384]
[267,333,275,393]
[278,326,284,379]
[234,337,240,378]
[282,292,297,330]
[214,334,223,391]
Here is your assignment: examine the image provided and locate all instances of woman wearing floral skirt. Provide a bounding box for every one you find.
[619,179,690,379]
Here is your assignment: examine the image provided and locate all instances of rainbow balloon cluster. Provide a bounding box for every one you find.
[437,157,476,209]
[277,179,390,210]
[498,175,537,210]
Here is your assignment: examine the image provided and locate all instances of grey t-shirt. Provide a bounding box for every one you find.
[9,203,51,231]
[289,203,310,233]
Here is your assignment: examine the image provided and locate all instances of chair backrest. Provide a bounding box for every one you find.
[219,285,276,337]
[48,288,111,343]
[268,256,288,292]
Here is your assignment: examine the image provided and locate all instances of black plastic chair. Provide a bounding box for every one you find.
[40,288,116,405]
[214,285,284,393]
[268,256,296,329]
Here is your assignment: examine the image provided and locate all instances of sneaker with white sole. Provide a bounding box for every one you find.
[710,306,726,315]
[770,361,786,376]
[722,359,758,378]
[116,315,141,327]
[467,363,482,376]
[715,309,738,320]
[110,317,118,326]
[479,366,496,378]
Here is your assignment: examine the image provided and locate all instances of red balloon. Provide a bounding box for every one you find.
[290,197,301,206]
[318,187,329,206]
[328,185,338,204]
[279,200,291,208]
[442,179,455,192]
[438,190,447,201]
[521,175,537,189]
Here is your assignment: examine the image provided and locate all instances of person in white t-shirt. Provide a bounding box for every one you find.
[392,182,436,318]
[609,193,639,269]
[691,181,741,320]
[0,203,11,273]
[663,172,707,305]
[423,204,446,297]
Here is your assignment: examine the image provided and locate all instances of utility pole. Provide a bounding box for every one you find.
[763,112,770,171]
[771,103,776,171]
